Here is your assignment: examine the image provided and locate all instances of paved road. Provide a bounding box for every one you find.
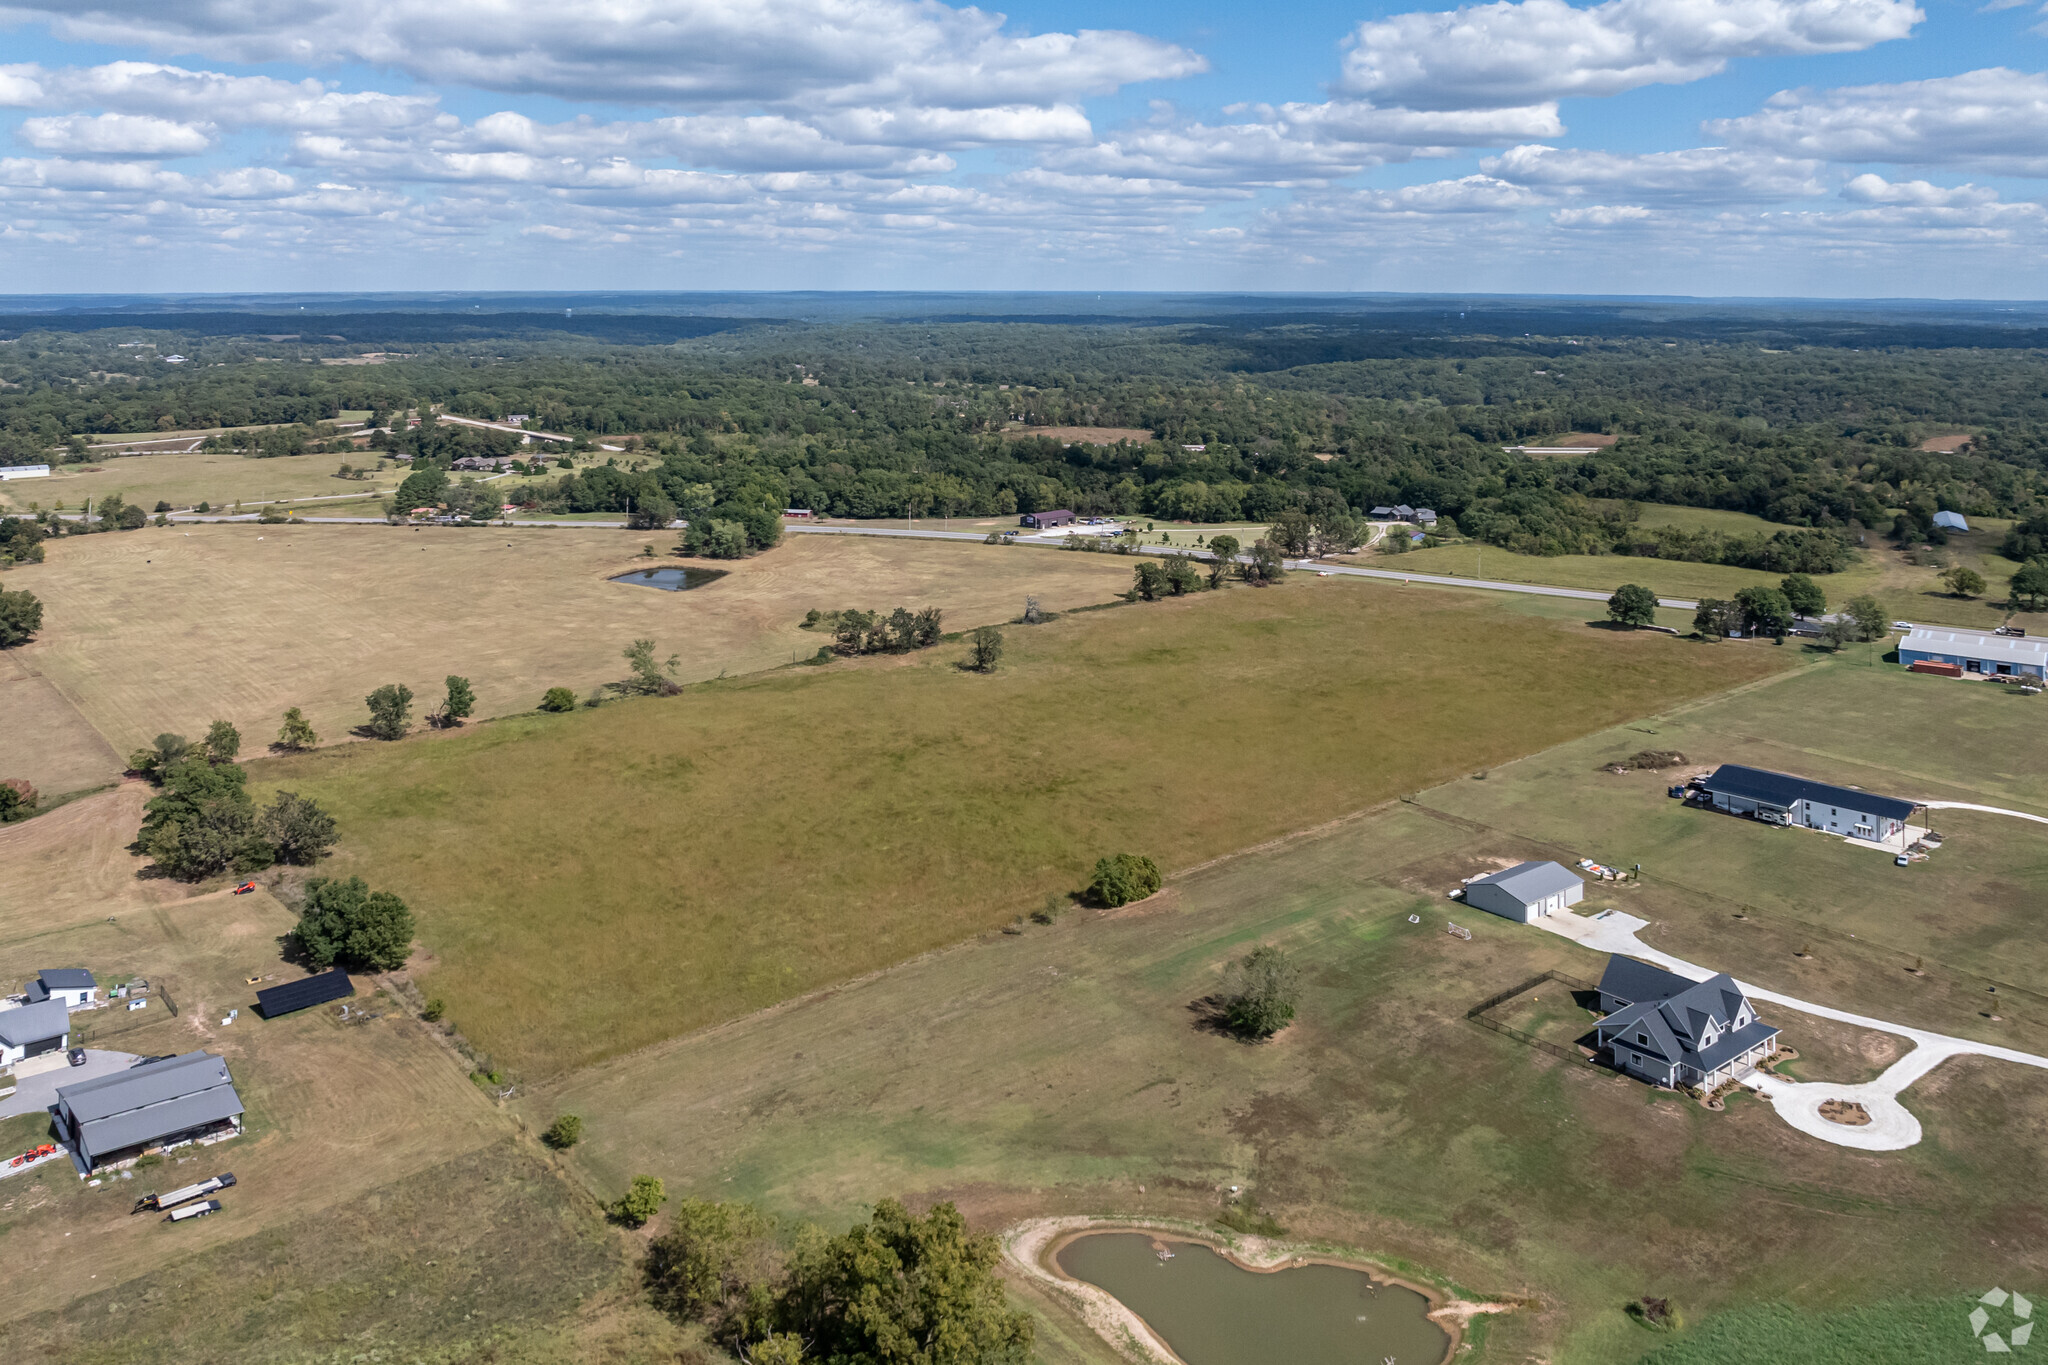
[1537,908,2048,1151]
[1300,560,1698,610]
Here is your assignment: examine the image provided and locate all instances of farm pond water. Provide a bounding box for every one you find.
[1053,1232,1450,1365]
[607,566,726,591]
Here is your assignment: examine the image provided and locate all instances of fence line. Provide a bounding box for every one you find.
[1467,970,1598,1065]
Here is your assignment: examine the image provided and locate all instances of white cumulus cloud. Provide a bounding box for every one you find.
[1341,0,1921,109]
[17,111,213,155]
[1485,143,1826,202]
[1710,67,2048,175]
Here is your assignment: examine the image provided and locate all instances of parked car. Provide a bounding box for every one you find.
[67,1047,86,1066]
[1895,854,1911,867]
[1892,621,1915,630]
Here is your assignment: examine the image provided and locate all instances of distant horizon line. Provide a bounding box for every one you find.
[1,290,2046,307]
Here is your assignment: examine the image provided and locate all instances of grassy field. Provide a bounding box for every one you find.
[1,527,1135,765]
[248,576,1786,1080]
[0,647,125,798]
[0,450,402,513]
[525,700,2048,1365]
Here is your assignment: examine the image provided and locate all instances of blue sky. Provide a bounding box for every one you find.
[4,0,2048,296]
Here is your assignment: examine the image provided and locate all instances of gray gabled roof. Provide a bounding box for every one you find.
[1700,765,1917,821]
[1598,956,1696,1006]
[1467,860,1582,904]
[1596,963,1778,1072]
[58,1051,238,1125]
[0,999,71,1047]
[71,1087,244,1164]
[35,968,96,992]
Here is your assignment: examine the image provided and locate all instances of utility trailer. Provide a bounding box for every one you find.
[163,1199,222,1223]
[133,1171,236,1215]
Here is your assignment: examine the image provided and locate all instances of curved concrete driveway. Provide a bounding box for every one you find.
[1537,909,2048,1151]
[1923,800,2048,827]
[0,1050,140,1122]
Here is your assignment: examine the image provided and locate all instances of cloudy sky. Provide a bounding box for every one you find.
[4,0,2048,296]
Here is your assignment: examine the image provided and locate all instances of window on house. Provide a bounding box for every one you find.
[1637,1033,1649,1045]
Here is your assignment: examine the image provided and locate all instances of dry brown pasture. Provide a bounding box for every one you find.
[0,785,166,934]
[0,649,124,799]
[3,525,1134,763]
[0,883,510,1326]
[0,450,399,514]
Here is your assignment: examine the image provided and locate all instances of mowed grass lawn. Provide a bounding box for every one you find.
[1420,651,2048,1022]
[252,580,1786,1077]
[536,790,2048,1365]
[3,527,1134,765]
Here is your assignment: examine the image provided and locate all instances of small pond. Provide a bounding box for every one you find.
[607,566,727,592]
[1055,1232,1450,1365]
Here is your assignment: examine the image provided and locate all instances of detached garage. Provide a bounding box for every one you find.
[1463,861,1584,923]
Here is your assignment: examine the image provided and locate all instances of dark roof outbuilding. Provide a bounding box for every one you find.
[1699,764,1917,822]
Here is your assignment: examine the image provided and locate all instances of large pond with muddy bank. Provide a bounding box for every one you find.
[1050,1229,1453,1365]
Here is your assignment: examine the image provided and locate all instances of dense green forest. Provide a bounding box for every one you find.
[4,302,2046,559]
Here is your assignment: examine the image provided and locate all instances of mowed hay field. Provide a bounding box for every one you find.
[3,527,1135,765]
[0,648,124,798]
[0,449,400,513]
[253,579,1788,1078]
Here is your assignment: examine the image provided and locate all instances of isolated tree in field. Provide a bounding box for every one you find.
[628,491,677,530]
[1220,945,1302,1039]
[611,1174,668,1227]
[0,779,36,823]
[543,1114,583,1150]
[1735,586,1793,638]
[1942,565,1987,598]
[364,683,414,740]
[433,675,476,728]
[1206,534,1240,587]
[1244,538,1286,585]
[0,586,42,647]
[1163,554,1205,596]
[1780,573,1826,617]
[1267,509,1314,557]
[1840,593,1886,640]
[276,707,319,751]
[128,732,192,780]
[1309,509,1367,556]
[619,639,680,695]
[967,625,1004,673]
[295,875,415,971]
[1820,618,1862,651]
[1693,598,1736,638]
[1131,561,1168,601]
[2011,560,2048,611]
[139,758,268,881]
[392,465,448,514]
[259,791,337,865]
[203,719,241,765]
[1089,853,1161,907]
[1607,583,1658,627]
[783,1199,1033,1365]
[539,686,578,712]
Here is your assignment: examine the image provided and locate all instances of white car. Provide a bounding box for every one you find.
[1891,621,1914,630]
